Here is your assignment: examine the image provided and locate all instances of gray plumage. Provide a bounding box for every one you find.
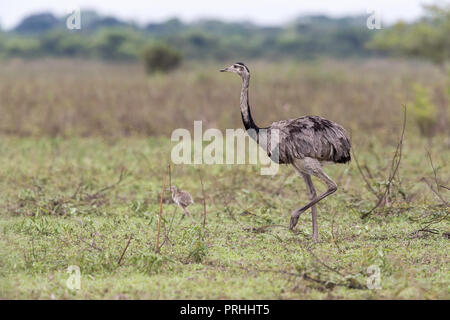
[220,62,351,242]
[266,115,351,165]
[169,185,194,218]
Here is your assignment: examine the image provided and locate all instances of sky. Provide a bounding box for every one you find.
[0,0,447,30]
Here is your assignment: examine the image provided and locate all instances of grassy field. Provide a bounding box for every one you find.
[0,59,448,299]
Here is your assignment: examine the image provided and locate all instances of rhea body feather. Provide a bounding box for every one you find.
[237,67,351,165]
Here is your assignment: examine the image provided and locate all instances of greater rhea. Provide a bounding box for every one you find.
[220,62,351,242]
[169,186,194,219]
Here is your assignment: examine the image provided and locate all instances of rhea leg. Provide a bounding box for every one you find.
[290,158,337,240]
[291,167,319,238]
[302,173,319,240]
[180,206,191,218]
[181,206,196,222]
[178,206,187,220]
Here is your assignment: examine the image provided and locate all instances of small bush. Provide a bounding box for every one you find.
[410,83,438,137]
[141,43,182,74]
[182,225,208,263]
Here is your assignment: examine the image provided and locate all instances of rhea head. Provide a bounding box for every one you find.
[220,62,250,78]
[168,185,178,193]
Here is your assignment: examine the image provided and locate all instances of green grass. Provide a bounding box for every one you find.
[0,136,448,299]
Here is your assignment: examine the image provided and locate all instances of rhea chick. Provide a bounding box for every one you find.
[169,186,194,219]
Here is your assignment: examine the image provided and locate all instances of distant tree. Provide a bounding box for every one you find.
[145,18,184,35]
[94,28,140,60]
[182,32,220,59]
[57,34,89,57]
[40,30,64,53]
[26,30,88,57]
[4,37,41,58]
[141,43,182,74]
[88,17,130,30]
[14,13,60,34]
[0,11,388,60]
[367,4,450,67]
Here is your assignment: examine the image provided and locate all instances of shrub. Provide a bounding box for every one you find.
[410,83,438,137]
[4,37,41,58]
[182,225,208,263]
[141,43,182,74]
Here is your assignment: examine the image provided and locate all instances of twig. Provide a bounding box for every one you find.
[408,228,440,239]
[426,151,440,192]
[352,146,381,200]
[77,236,104,252]
[159,207,177,250]
[222,202,238,222]
[243,224,288,233]
[168,164,171,188]
[155,166,168,254]
[303,245,344,277]
[362,105,406,219]
[204,260,364,290]
[197,168,207,228]
[84,168,126,201]
[409,151,449,237]
[424,151,448,205]
[330,209,343,253]
[117,235,133,266]
[71,182,83,199]
[363,165,375,181]
[421,178,449,206]
[417,228,439,234]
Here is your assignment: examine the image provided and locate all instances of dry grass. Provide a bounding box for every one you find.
[0,58,446,141]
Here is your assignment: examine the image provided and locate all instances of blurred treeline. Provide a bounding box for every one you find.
[0,10,377,60]
[0,5,448,138]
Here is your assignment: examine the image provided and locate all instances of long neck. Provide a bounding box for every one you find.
[240,74,259,132]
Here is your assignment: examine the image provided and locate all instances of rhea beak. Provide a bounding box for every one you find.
[219,67,229,72]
